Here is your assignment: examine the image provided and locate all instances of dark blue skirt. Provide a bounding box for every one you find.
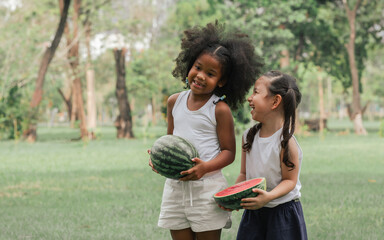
[236,199,307,240]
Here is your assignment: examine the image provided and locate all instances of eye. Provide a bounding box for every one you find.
[195,65,201,70]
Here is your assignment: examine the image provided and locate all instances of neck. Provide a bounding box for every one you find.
[259,112,284,138]
[187,91,213,111]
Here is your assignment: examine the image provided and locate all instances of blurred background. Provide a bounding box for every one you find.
[0,0,383,141]
[1,1,384,239]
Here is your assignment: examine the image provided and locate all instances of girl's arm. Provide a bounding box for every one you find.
[219,135,246,211]
[235,138,247,184]
[148,93,179,172]
[241,138,300,210]
[180,101,236,180]
[166,93,179,135]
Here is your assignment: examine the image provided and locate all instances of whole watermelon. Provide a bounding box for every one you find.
[214,177,266,210]
[150,135,198,179]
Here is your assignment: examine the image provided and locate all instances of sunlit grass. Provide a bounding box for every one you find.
[0,124,383,239]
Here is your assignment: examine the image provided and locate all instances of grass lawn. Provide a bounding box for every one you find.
[0,122,383,240]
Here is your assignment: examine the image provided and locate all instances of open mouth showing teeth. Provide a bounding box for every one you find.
[193,80,204,88]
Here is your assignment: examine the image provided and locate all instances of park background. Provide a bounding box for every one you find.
[0,0,383,239]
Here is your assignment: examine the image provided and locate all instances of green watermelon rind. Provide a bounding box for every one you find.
[214,178,266,210]
[150,135,199,179]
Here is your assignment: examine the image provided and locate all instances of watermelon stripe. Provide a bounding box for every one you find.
[152,158,191,170]
[154,161,188,171]
[157,137,198,156]
[213,178,266,210]
[153,143,195,160]
[183,141,199,158]
[150,135,197,179]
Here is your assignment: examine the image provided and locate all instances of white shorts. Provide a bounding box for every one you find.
[158,174,232,232]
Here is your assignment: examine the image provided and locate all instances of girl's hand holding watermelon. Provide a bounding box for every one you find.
[240,187,270,210]
[147,149,158,174]
[179,157,207,181]
[217,204,238,212]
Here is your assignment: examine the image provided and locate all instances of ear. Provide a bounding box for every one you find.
[271,94,282,110]
[218,78,227,88]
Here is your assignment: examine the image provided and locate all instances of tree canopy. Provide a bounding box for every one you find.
[0,0,383,139]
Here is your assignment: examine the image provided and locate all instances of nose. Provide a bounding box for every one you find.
[196,72,205,80]
[247,95,252,102]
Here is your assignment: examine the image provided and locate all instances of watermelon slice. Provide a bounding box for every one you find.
[214,177,266,210]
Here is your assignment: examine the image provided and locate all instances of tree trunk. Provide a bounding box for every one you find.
[318,70,325,133]
[327,77,333,115]
[151,95,157,125]
[23,0,71,142]
[86,70,96,127]
[70,81,78,127]
[58,87,72,120]
[66,0,88,139]
[84,13,97,138]
[280,49,290,69]
[342,0,367,135]
[73,77,88,138]
[131,97,136,125]
[113,48,134,139]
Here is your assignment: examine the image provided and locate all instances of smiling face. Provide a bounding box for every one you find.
[187,53,224,98]
[247,76,275,122]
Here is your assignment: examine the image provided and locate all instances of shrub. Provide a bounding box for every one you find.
[0,86,28,140]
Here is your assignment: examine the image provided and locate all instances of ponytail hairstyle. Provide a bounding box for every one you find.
[243,70,302,169]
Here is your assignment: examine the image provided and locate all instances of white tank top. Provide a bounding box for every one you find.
[243,127,303,207]
[172,90,222,178]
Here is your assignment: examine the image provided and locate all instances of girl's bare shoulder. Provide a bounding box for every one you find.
[167,92,181,106]
[215,101,232,121]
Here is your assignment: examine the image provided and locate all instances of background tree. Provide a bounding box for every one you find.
[315,0,383,134]
[24,0,71,142]
[1,0,383,140]
[64,0,88,139]
[83,8,97,137]
[342,0,364,134]
[222,0,383,132]
[113,48,134,138]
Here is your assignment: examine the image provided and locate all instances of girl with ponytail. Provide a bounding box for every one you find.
[233,70,308,239]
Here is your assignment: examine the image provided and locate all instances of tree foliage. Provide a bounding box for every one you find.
[0,86,28,140]
[0,0,383,139]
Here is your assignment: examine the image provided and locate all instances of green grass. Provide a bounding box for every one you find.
[298,134,384,240]
[0,125,383,239]
[326,118,382,134]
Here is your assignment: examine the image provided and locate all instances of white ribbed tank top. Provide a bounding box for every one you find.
[243,127,303,207]
[172,90,222,178]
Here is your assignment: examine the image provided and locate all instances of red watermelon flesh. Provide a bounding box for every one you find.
[214,177,266,210]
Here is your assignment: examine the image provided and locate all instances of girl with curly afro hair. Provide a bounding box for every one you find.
[150,21,264,240]
[172,21,264,111]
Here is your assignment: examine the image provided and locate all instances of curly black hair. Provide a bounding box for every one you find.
[172,21,264,111]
